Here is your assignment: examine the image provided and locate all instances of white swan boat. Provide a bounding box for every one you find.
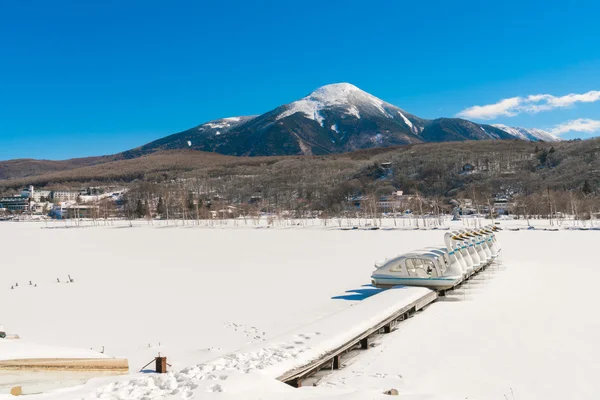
[371,251,463,290]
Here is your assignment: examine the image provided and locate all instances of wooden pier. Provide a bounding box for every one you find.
[278,290,437,387]
[278,258,497,387]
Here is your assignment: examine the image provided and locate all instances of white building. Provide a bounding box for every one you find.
[21,186,52,202]
[51,190,79,202]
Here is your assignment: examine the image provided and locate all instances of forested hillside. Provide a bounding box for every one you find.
[1,140,598,210]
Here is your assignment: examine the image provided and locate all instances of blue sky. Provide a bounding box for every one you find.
[1,0,599,160]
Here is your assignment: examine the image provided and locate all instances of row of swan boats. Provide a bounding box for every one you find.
[371,226,501,291]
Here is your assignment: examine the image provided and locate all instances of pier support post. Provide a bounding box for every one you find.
[333,354,341,369]
[383,324,392,334]
[360,337,369,349]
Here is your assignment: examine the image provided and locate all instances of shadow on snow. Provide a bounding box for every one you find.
[331,284,409,301]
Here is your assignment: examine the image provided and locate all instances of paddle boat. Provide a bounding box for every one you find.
[423,244,470,279]
[371,251,463,290]
[458,229,489,268]
[448,231,477,275]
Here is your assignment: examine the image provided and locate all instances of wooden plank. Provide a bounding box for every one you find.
[0,358,129,372]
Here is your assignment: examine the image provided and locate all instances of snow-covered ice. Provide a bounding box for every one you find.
[0,340,109,361]
[0,219,598,399]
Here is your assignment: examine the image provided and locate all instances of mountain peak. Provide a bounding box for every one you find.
[307,83,385,107]
[308,82,362,100]
[276,83,399,125]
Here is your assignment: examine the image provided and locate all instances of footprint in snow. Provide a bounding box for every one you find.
[371,372,388,378]
[207,384,223,393]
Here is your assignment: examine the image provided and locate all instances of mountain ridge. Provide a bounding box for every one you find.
[133,83,556,158]
[0,83,561,181]
[491,124,560,142]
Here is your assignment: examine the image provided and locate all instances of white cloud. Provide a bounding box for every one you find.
[456,97,522,119]
[457,90,600,120]
[550,118,600,136]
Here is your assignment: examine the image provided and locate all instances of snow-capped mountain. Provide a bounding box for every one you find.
[129,83,548,157]
[491,124,560,142]
[275,83,424,135]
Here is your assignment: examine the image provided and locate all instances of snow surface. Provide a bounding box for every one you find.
[203,122,229,129]
[398,111,413,129]
[276,83,396,123]
[76,286,433,400]
[0,340,109,361]
[2,220,439,372]
[347,105,361,119]
[1,219,598,399]
[492,124,560,142]
[196,116,255,132]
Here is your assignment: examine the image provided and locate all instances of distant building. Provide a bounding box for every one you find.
[30,202,51,215]
[351,190,410,211]
[492,195,514,215]
[87,187,105,196]
[0,196,30,212]
[50,204,99,219]
[20,186,34,198]
[50,204,69,219]
[21,186,51,202]
[51,190,79,202]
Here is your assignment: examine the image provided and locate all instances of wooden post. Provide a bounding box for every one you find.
[156,357,167,373]
[360,337,369,349]
[383,324,392,334]
[333,354,342,369]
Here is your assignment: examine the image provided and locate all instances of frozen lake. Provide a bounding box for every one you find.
[0,219,597,399]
